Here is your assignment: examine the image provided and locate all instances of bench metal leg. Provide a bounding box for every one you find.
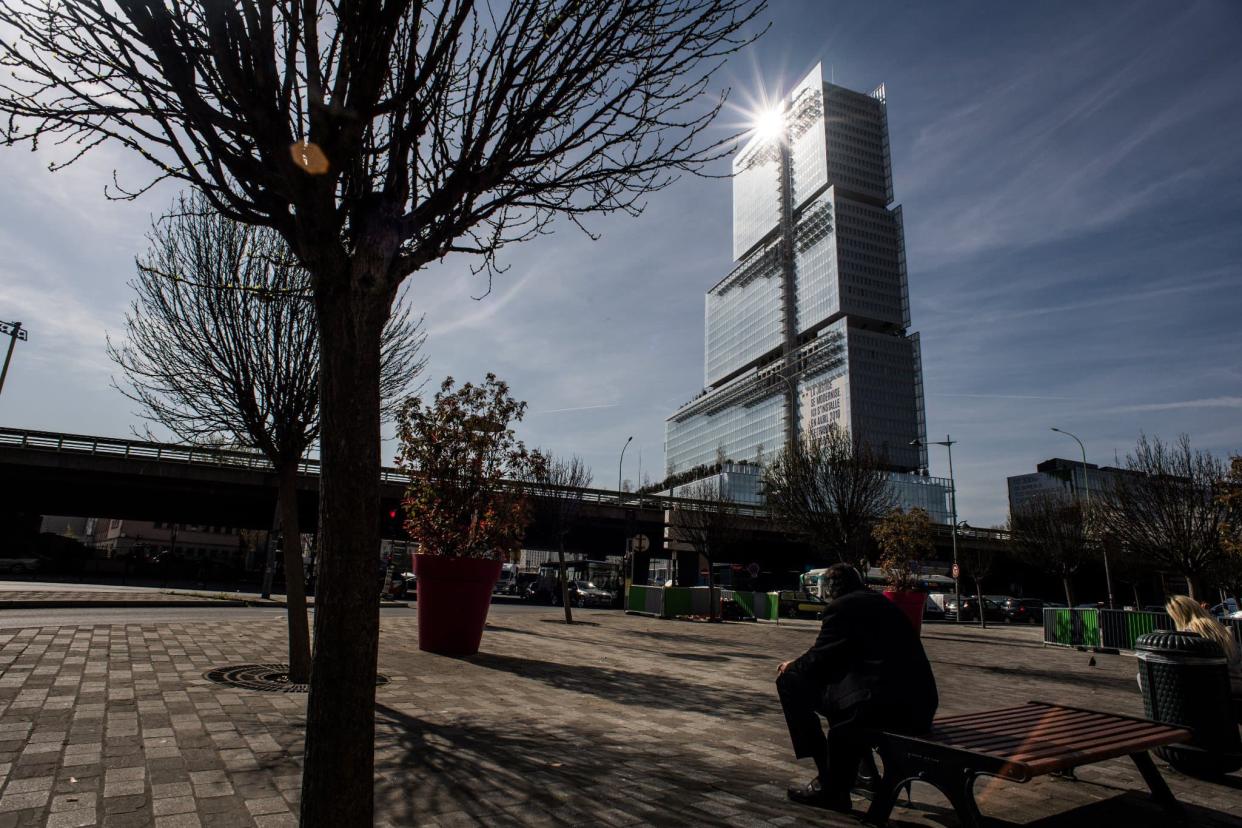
[863,742,986,828]
[1131,751,1184,816]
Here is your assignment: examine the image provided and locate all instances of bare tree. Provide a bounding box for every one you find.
[957,543,993,629]
[530,453,593,623]
[1008,492,1089,607]
[0,3,767,820]
[763,424,894,570]
[1092,434,1228,600]
[1215,456,1242,601]
[108,192,426,684]
[669,477,742,621]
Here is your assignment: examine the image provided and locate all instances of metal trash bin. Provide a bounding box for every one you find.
[1135,629,1242,776]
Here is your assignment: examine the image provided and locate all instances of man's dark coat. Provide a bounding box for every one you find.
[791,588,938,729]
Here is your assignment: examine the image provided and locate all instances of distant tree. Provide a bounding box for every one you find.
[957,542,994,629]
[108,193,425,683]
[871,507,933,592]
[1093,434,1229,600]
[1214,456,1242,600]
[0,3,766,820]
[669,478,742,621]
[530,454,593,623]
[1008,492,1088,607]
[1103,531,1159,610]
[764,424,894,570]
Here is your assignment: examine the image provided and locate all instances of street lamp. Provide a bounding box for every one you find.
[1051,427,1114,609]
[0,320,29,397]
[912,436,968,625]
[617,435,633,504]
[618,435,634,601]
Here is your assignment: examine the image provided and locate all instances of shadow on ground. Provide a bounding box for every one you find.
[372,702,917,827]
[460,651,767,717]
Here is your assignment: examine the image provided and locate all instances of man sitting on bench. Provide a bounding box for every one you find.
[776,563,939,813]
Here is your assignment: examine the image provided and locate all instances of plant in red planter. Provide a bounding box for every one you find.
[395,373,544,655]
[872,507,935,635]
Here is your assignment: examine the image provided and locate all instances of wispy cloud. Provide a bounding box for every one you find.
[934,393,1077,401]
[533,403,619,415]
[1112,397,1242,413]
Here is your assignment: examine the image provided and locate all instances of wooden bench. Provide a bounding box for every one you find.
[863,701,1193,827]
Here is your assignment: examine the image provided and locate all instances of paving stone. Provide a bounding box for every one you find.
[45,807,97,828]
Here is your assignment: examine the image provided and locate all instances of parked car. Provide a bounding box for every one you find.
[999,597,1046,625]
[386,571,416,600]
[0,556,41,575]
[568,580,616,608]
[777,590,827,619]
[512,572,538,600]
[944,596,1005,622]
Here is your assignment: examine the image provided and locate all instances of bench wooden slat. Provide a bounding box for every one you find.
[1003,720,1175,761]
[1023,727,1193,776]
[933,711,1153,751]
[932,703,1057,727]
[931,708,1103,745]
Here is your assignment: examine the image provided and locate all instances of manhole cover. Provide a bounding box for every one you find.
[204,664,389,693]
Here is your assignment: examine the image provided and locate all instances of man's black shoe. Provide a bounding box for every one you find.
[786,778,853,813]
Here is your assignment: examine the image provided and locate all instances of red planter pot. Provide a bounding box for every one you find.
[883,588,926,635]
[414,555,502,656]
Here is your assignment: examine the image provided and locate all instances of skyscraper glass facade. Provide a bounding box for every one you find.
[665,63,948,520]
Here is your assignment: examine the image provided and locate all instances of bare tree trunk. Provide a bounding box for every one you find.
[1062,577,1075,608]
[1185,572,1202,602]
[277,464,312,684]
[1132,584,1142,610]
[301,290,385,828]
[557,537,573,624]
[707,554,718,622]
[975,578,986,629]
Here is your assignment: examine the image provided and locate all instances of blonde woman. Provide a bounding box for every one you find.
[1165,595,1242,700]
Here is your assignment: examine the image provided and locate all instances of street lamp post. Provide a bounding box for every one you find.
[912,436,967,625]
[1051,427,1114,609]
[618,435,633,504]
[0,321,29,397]
[618,436,634,600]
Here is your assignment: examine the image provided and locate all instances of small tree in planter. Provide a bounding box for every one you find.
[872,507,934,632]
[395,374,543,655]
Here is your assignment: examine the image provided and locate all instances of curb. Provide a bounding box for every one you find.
[0,599,249,609]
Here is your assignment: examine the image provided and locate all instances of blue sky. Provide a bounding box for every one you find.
[1,0,1240,527]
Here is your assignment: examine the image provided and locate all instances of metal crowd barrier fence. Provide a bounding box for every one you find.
[627,585,779,621]
[723,589,779,621]
[1044,607,1176,651]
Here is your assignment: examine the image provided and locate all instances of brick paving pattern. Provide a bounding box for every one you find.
[0,608,1238,826]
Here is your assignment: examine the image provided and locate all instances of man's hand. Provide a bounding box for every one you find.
[776,660,792,677]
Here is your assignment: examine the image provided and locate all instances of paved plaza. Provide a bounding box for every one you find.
[0,605,1238,827]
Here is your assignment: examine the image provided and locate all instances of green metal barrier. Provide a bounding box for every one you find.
[663,587,693,617]
[627,586,779,621]
[1044,608,1100,648]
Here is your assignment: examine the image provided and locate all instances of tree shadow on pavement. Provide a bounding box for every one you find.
[372,701,921,827]
[460,651,768,717]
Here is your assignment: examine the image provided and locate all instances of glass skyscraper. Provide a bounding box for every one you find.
[665,64,950,522]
